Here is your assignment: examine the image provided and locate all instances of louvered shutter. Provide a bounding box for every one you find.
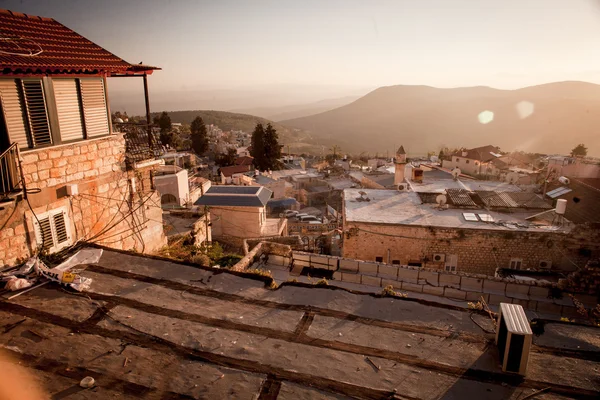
[80,78,109,137]
[21,79,52,147]
[0,79,30,149]
[33,208,72,253]
[53,79,85,142]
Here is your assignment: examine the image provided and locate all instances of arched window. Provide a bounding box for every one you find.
[161,193,177,205]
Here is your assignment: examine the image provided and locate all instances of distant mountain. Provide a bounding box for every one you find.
[281,81,600,156]
[231,96,360,121]
[151,110,290,133]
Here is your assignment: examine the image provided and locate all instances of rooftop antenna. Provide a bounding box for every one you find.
[451,168,461,181]
[435,193,447,209]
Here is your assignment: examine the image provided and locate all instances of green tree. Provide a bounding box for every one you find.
[250,123,266,169]
[153,111,172,134]
[190,116,209,155]
[215,148,237,167]
[263,123,281,169]
[571,143,588,157]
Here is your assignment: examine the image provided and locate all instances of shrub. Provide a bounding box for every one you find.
[188,254,210,266]
[382,285,396,297]
[315,278,328,287]
[216,255,242,268]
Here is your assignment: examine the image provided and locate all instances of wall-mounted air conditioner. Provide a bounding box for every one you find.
[397,183,408,192]
[538,260,552,269]
[432,253,446,263]
[495,303,532,375]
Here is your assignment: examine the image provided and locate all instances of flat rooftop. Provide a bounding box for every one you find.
[1,249,598,399]
[407,166,527,193]
[343,189,569,232]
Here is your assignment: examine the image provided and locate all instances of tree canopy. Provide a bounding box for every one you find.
[251,123,283,171]
[190,116,209,155]
[571,143,588,157]
[215,148,237,167]
[153,111,172,133]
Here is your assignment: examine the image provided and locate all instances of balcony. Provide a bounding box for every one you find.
[113,122,164,169]
[0,143,23,200]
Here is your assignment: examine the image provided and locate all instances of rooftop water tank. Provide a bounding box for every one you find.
[555,198,567,215]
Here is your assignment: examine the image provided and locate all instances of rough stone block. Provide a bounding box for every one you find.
[418,270,439,286]
[483,280,506,295]
[488,294,513,305]
[341,273,361,284]
[401,282,424,293]
[361,275,382,287]
[439,273,461,289]
[328,257,339,269]
[269,254,285,266]
[397,267,419,283]
[465,291,488,302]
[444,287,466,300]
[53,158,68,167]
[461,277,483,292]
[422,285,444,296]
[358,261,379,276]
[21,153,38,163]
[332,271,342,281]
[506,283,530,296]
[293,259,310,268]
[310,254,329,268]
[22,163,37,174]
[49,150,62,159]
[529,286,549,299]
[293,252,310,262]
[37,160,53,171]
[339,258,359,273]
[536,301,562,316]
[378,264,398,279]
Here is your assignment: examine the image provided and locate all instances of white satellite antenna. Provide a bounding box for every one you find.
[451,168,461,181]
[505,172,519,184]
[435,194,447,209]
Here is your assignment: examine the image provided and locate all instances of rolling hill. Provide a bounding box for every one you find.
[281,81,600,156]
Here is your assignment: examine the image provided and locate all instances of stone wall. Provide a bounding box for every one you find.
[342,222,600,276]
[0,135,166,267]
[291,251,599,317]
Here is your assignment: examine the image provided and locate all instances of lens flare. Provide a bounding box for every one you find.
[478,110,494,124]
[516,101,534,119]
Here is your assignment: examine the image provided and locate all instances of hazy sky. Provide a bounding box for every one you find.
[4,0,600,93]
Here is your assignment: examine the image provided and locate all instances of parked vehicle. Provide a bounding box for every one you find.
[299,215,320,222]
[283,210,299,218]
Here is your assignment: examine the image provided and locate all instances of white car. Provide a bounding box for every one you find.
[283,210,299,218]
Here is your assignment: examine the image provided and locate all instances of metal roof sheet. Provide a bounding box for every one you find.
[505,192,552,210]
[0,9,158,75]
[500,303,532,335]
[195,186,272,207]
[475,191,518,208]
[446,189,478,207]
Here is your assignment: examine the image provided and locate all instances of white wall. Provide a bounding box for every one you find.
[155,169,189,206]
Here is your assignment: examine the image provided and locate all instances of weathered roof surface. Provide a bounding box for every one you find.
[234,156,254,166]
[545,178,600,224]
[0,9,158,75]
[0,248,598,399]
[475,190,519,208]
[219,164,251,177]
[446,188,478,207]
[195,185,272,207]
[506,192,552,210]
[343,189,570,232]
[452,145,500,162]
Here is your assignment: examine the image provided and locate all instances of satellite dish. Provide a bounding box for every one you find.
[451,168,461,180]
[435,194,447,207]
[506,172,519,184]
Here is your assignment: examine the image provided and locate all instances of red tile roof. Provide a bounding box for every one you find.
[0,9,158,75]
[219,165,251,177]
[234,156,254,166]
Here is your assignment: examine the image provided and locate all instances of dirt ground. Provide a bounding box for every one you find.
[0,248,598,399]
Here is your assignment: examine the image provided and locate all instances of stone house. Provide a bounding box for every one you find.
[0,9,166,266]
[442,145,501,176]
[194,186,287,239]
[342,188,599,277]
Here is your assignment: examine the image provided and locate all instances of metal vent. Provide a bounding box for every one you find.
[21,79,52,147]
[53,212,68,244]
[33,208,72,253]
[37,217,53,250]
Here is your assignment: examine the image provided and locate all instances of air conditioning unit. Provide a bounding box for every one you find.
[538,260,552,269]
[432,253,446,263]
[495,303,532,375]
[397,183,408,191]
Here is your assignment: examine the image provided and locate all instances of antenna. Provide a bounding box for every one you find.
[435,194,447,209]
[505,172,519,184]
[451,168,461,181]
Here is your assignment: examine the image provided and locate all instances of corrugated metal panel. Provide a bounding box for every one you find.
[21,79,52,147]
[446,189,477,207]
[80,78,109,137]
[506,192,552,209]
[53,79,85,142]
[476,191,518,208]
[500,303,532,335]
[0,78,30,149]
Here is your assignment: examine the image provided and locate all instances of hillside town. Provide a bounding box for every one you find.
[0,7,599,400]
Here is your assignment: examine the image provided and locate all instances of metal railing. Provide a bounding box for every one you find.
[113,122,164,168]
[0,143,24,198]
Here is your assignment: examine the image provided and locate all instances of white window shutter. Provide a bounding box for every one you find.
[33,208,72,253]
[80,78,109,138]
[21,79,52,147]
[0,79,30,149]
[53,79,85,142]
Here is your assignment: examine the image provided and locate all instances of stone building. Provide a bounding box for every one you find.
[0,9,166,266]
[195,186,287,239]
[342,188,599,276]
[442,144,501,176]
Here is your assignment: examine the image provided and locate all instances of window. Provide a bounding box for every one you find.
[53,79,85,142]
[375,256,383,263]
[392,260,400,265]
[32,207,72,253]
[408,261,422,268]
[509,258,522,270]
[478,214,494,222]
[21,79,52,147]
[462,212,479,222]
[80,78,110,137]
[445,254,458,272]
